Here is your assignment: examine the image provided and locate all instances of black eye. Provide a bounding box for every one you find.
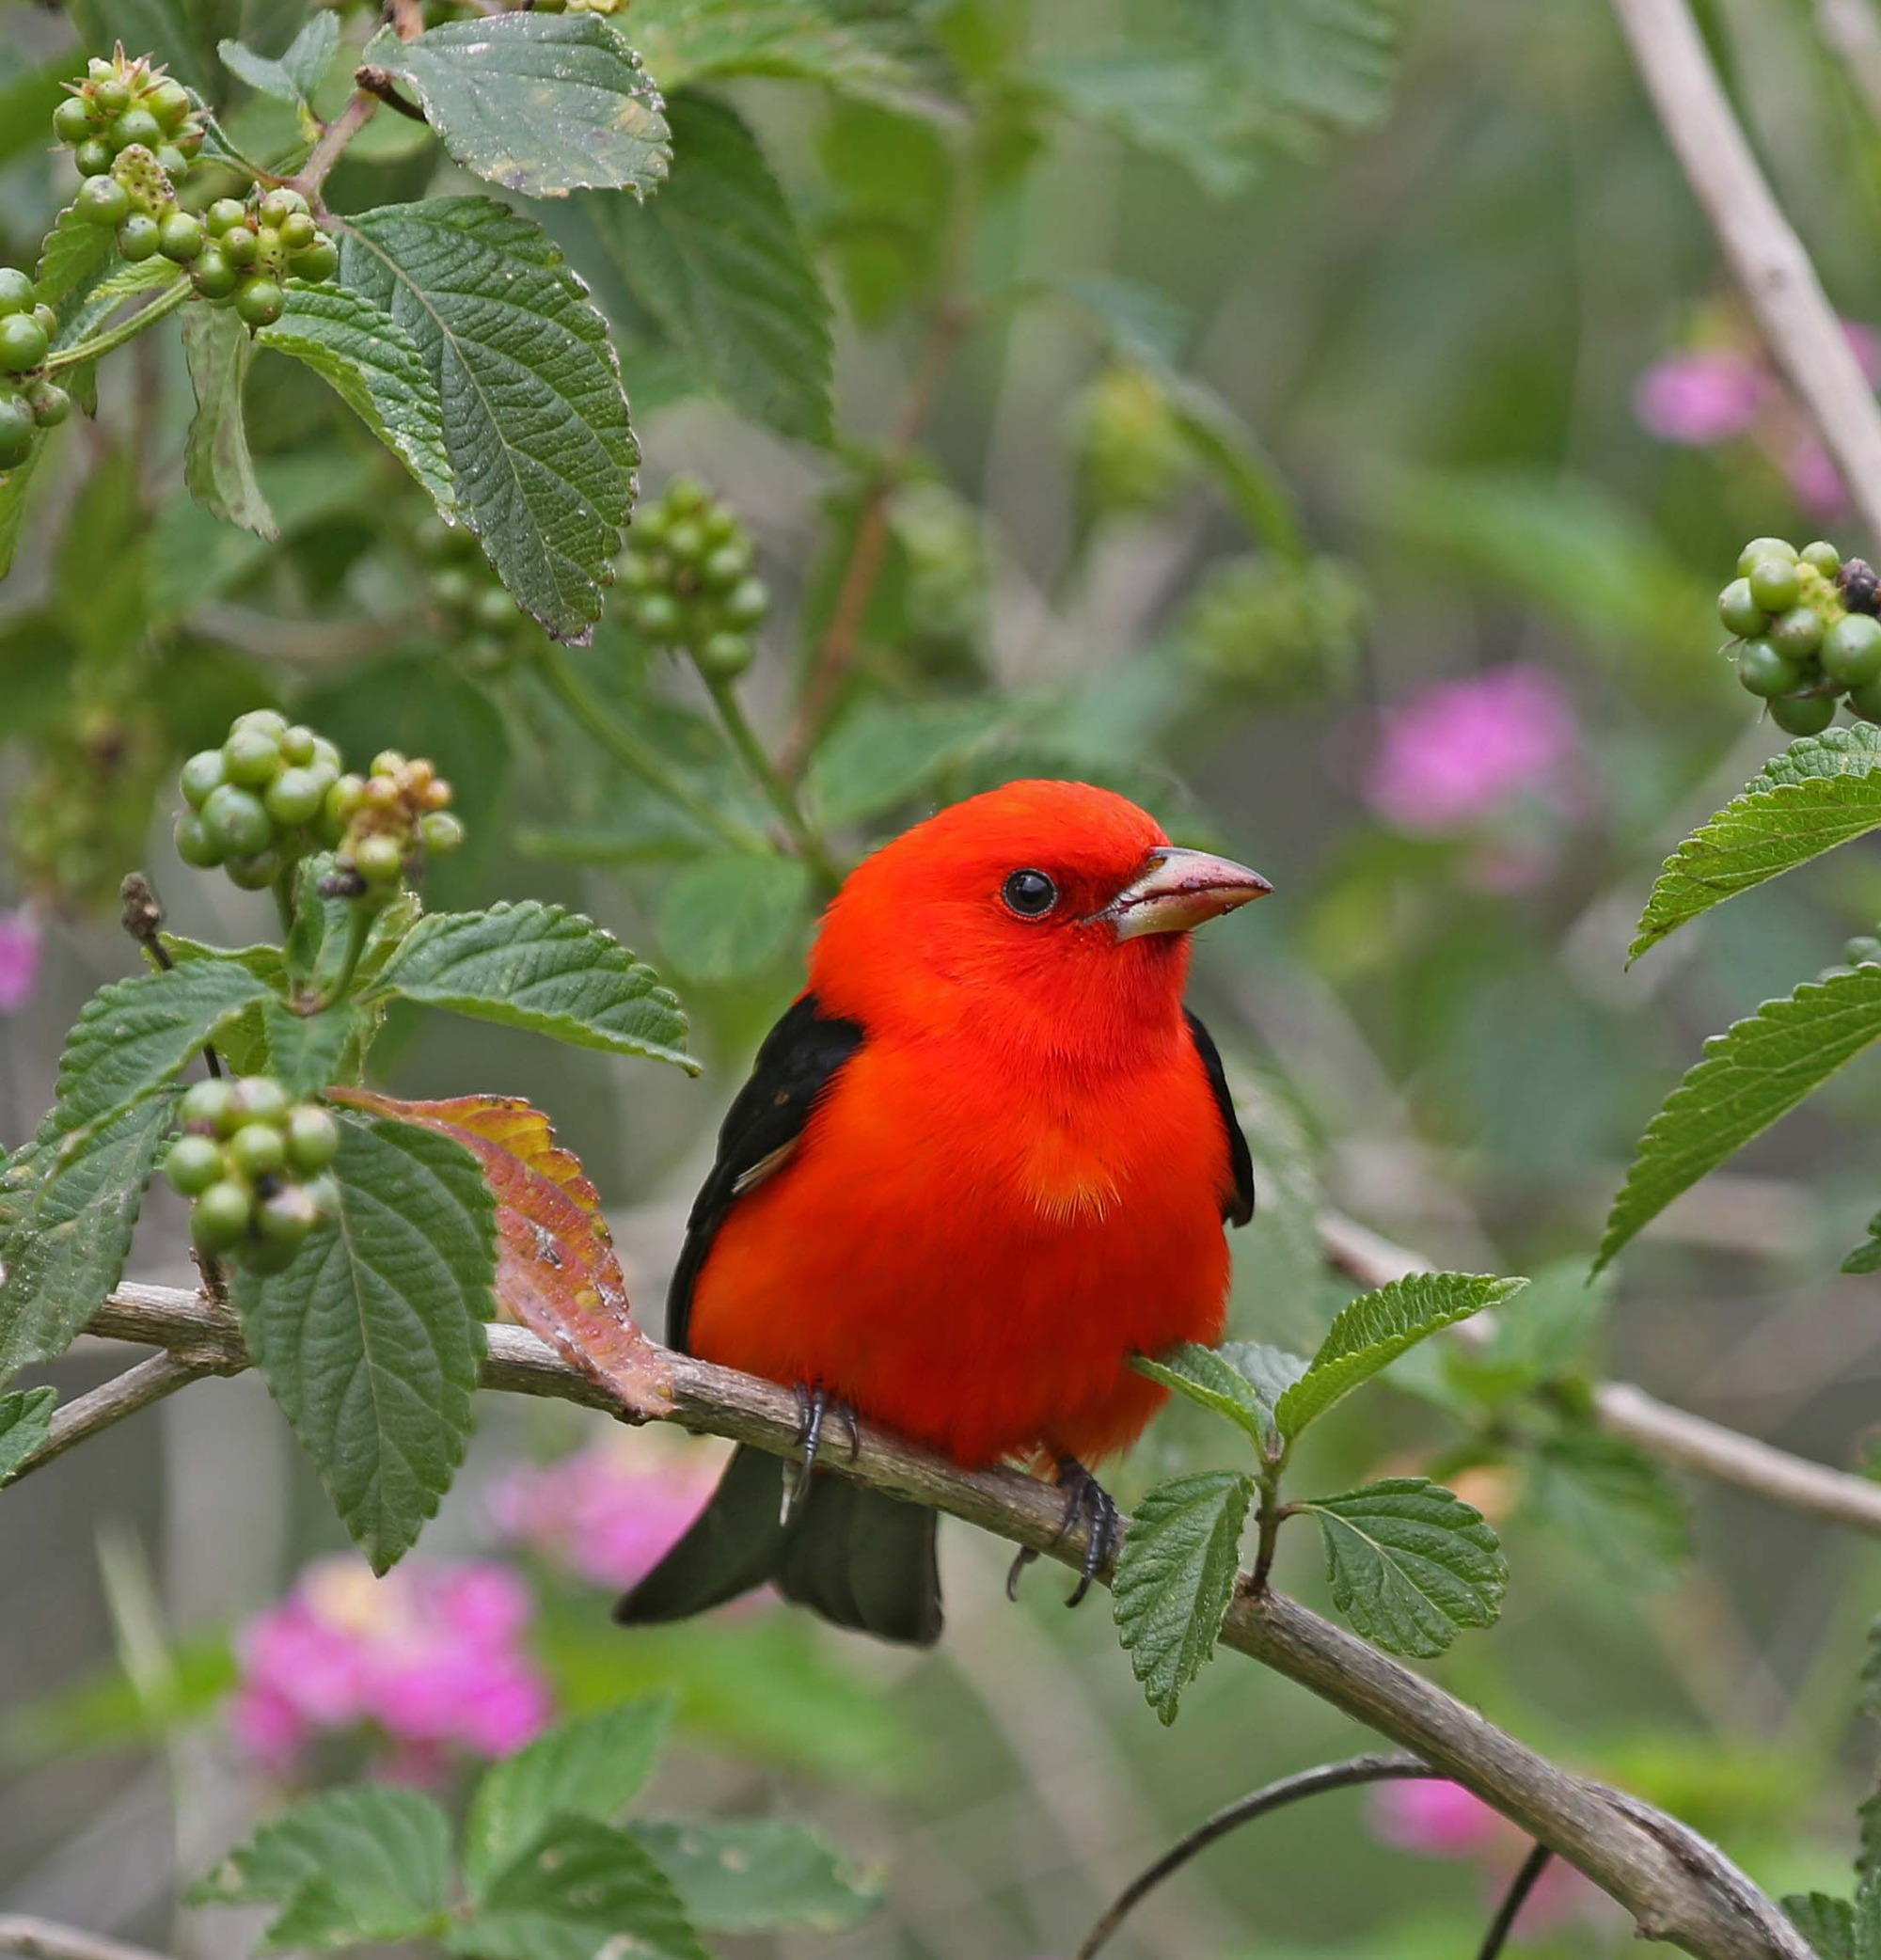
[1002,868,1058,918]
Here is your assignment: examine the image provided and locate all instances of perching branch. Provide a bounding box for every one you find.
[0,1918,175,1960]
[10,1350,238,1480]
[1609,0,1881,539]
[58,1279,1812,1960]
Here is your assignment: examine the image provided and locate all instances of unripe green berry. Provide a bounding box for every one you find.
[223,724,283,787]
[632,592,682,641]
[701,541,751,592]
[24,379,71,428]
[226,1121,286,1178]
[285,1106,340,1173]
[174,811,224,867]
[1717,578,1768,640]
[664,519,704,565]
[280,725,317,767]
[257,1182,320,1247]
[73,138,115,179]
[53,96,95,144]
[309,735,342,774]
[697,631,754,679]
[92,78,130,117]
[200,782,272,855]
[224,848,282,890]
[179,1078,235,1132]
[154,144,188,179]
[721,577,768,628]
[1737,536,1798,577]
[1850,677,1881,723]
[1823,613,1881,688]
[165,1133,225,1197]
[1736,639,1805,699]
[180,749,226,809]
[76,173,130,223]
[206,198,246,235]
[31,303,54,340]
[192,246,238,300]
[1747,557,1802,613]
[0,403,33,469]
[279,211,316,251]
[418,811,465,854]
[304,1175,340,1223]
[1770,692,1838,736]
[430,566,472,611]
[221,225,258,265]
[158,211,203,262]
[615,550,653,592]
[0,314,48,373]
[0,269,33,315]
[665,475,708,514]
[633,501,669,545]
[1804,540,1842,576]
[1768,607,1824,660]
[263,766,326,827]
[233,708,290,740]
[370,750,407,779]
[701,503,738,546]
[147,81,192,132]
[472,585,514,630]
[110,107,163,152]
[353,834,404,883]
[117,214,161,261]
[235,277,283,328]
[192,1178,253,1252]
[322,775,366,839]
[290,237,338,283]
[231,1076,291,1127]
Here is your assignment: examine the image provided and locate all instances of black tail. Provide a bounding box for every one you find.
[613,1446,943,1648]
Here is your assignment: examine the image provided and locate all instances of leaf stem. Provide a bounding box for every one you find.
[701,673,843,893]
[46,281,191,374]
[296,87,380,197]
[537,646,771,858]
[317,900,377,1011]
[1248,1466,1288,1595]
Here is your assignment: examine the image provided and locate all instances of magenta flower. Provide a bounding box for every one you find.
[231,1557,552,1778]
[1365,665,1580,837]
[1633,351,1767,445]
[0,908,41,1015]
[1370,1780,1501,1857]
[489,1434,723,1591]
[1785,434,1848,519]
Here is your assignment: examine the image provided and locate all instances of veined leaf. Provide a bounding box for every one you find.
[373,900,693,1069]
[1112,1470,1253,1724]
[259,999,361,1100]
[1783,1894,1854,1960]
[464,1699,675,1893]
[0,1385,56,1483]
[1035,54,1263,200]
[1600,967,1881,1268]
[219,13,339,110]
[656,852,810,984]
[1300,1478,1506,1658]
[1189,0,1400,136]
[1274,1272,1525,1440]
[1524,1430,1688,1584]
[232,1114,495,1571]
[631,1820,882,1934]
[361,15,669,199]
[340,198,636,642]
[805,698,1002,828]
[1131,1343,1282,1453]
[183,305,276,537]
[626,0,921,103]
[256,286,454,517]
[1630,727,1881,959]
[333,1089,673,1416]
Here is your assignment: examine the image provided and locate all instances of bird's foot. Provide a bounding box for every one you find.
[781,1382,861,1525]
[1005,1457,1120,1609]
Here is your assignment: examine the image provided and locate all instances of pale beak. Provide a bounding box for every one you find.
[1098,846,1273,940]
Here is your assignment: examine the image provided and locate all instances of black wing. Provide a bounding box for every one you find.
[666,991,865,1353]
[1185,1008,1256,1228]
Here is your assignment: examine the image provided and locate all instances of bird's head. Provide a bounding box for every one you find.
[808,780,1270,1055]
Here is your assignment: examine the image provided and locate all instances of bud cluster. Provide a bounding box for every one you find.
[1717,536,1881,735]
[0,273,67,470]
[619,477,769,680]
[326,750,465,894]
[167,1076,340,1272]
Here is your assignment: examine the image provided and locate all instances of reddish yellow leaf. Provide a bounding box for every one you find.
[335,1089,673,1416]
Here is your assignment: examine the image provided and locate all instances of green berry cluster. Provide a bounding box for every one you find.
[166,1076,340,1272]
[175,710,351,889]
[416,514,527,671]
[619,477,769,680]
[327,750,465,894]
[189,186,338,329]
[55,46,202,187]
[1716,536,1881,735]
[1179,552,1367,703]
[0,271,67,471]
[1069,361,1193,520]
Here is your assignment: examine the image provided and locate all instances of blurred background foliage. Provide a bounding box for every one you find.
[6,0,1881,1953]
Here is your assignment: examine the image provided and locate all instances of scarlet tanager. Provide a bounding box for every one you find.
[617,779,1271,1646]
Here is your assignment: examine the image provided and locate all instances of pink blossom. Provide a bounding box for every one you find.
[1370,1780,1501,1857]
[0,909,41,1015]
[1364,666,1580,836]
[1632,351,1767,445]
[489,1434,723,1591]
[231,1556,551,1779]
[1846,320,1881,387]
[1785,434,1849,519]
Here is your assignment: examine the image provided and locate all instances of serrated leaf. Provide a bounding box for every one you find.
[0,1385,56,1484]
[1301,1477,1506,1658]
[259,999,360,1099]
[362,14,669,198]
[340,198,636,642]
[231,1114,495,1571]
[40,213,181,413]
[1600,968,1881,1268]
[450,1816,705,1960]
[1132,1343,1280,1452]
[805,698,1002,828]
[571,91,830,441]
[626,0,921,102]
[219,12,337,108]
[1785,1894,1855,1960]
[182,305,276,537]
[1112,1469,1253,1724]
[631,1820,881,1934]
[1630,727,1881,960]
[374,900,693,1069]
[256,286,454,517]
[192,1785,452,1951]
[1524,1430,1688,1583]
[1190,0,1399,136]
[656,853,811,985]
[1036,54,1263,200]
[465,1699,675,1894]
[332,1089,672,1417]
[1274,1272,1525,1440]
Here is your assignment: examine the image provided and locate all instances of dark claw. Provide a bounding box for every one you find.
[782,1383,858,1525]
[1005,1459,1118,1608]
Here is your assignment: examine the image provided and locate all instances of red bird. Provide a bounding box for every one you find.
[617,780,1270,1645]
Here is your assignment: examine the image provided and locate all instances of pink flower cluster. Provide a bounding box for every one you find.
[488,1433,722,1590]
[0,908,41,1016]
[231,1557,552,1779]
[1371,1781,1599,1930]
[1634,320,1881,517]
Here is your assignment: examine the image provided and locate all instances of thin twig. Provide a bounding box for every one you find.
[1072,1754,1437,1959]
[354,65,428,123]
[1609,0,1881,539]
[701,673,844,894]
[296,89,379,196]
[68,1279,1813,1960]
[0,1918,176,1960]
[10,1351,239,1482]
[1478,1841,1556,1960]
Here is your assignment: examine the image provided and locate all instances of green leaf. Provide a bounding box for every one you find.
[656,853,811,985]
[1274,1272,1526,1440]
[192,1785,452,1950]
[810,100,953,328]
[1112,1470,1254,1724]
[451,1817,705,1960]
[631,1820,881,1934]
[1035,54,1262,200]
[1131,1343,1283,1453]
[805,698,1003,828]
[182,304,275,538]
[1784,1894,1855,1960]
[565,91,831,442]
[0,57,79,171]
[1190,0,1400,137]
[1441,1259,1609,1408]
[70,0,226,96]
[1164,371,1305,561]
[231,1114,495,1571]
[1300,1477,1507,1658]
[219,13,338,108]
[340,198,636,642]
[1630,728,1881,960]
[362,15,669,198]
[1600,968,1881,1269]
[40,218,181,414]
[0,435,48,581]
[465,1700,675,1895]
[256,286,455,518]
[0,1386,56,1484]
[375,901,694,1069]
[1524,1430,1688,1583]
[627,0,921,102]
[259,999,361,1099]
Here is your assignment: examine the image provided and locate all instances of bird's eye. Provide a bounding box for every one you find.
[1002,868,1058,918]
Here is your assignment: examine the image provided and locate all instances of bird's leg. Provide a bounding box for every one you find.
[1004,1457,1121,1608]
[781,1383,859,1524]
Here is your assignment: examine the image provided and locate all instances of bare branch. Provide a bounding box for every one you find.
[1609,0,1881,539]
[0,1918,175,1960]
[9,1350,240,1483]
[68,1279,1812,1960]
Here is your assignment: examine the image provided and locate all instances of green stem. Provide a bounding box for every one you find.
[1248,1460,1289,1596]
[47,279,192,374]
[703,674,844,894]
[271,869,296,940]
[539,646,769,857]
[316,899,376,1011]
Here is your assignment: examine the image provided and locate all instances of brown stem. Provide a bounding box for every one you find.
[296,89,380,197]
[355,65,428,123]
